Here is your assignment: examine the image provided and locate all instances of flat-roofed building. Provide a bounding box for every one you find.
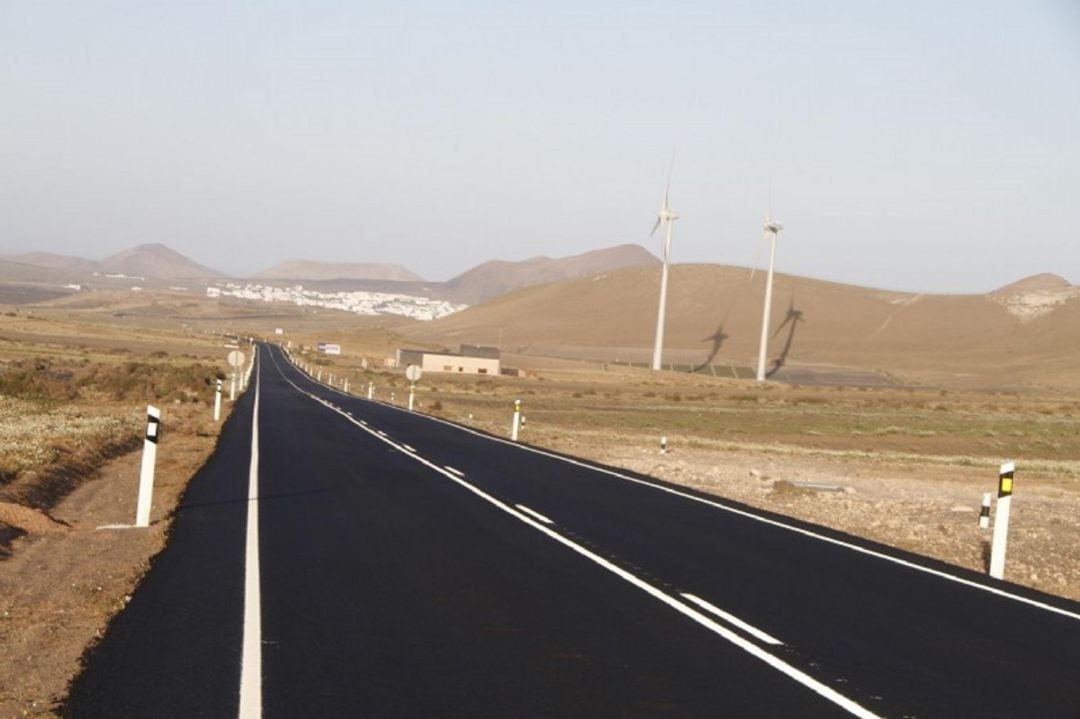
[395,347,501,375]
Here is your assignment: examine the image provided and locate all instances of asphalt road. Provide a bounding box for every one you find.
[65,344,1080,718]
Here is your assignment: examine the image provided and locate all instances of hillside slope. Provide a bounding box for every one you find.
[444,244,658,304]
[403,264,1080,388]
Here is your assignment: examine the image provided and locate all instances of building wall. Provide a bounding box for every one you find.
[419,353,500,375]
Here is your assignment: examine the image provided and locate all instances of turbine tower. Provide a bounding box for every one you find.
[650,170,679,371]
[755,212,783,381]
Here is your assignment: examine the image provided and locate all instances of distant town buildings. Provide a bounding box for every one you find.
[205,283,466,321]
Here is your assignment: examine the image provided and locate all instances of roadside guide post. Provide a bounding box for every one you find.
[511,399,522,442]
[405,364,422,412]
[214,379,223,421]
[368,382,374,400]
[989,461,1015,580]
[134,406,161,528]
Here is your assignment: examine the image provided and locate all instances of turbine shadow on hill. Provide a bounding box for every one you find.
[766,298,805,379]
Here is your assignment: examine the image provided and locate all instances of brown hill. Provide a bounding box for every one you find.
[992,273,1072,295]
[245,243,660,305]
[403,264,1080,388]
[444,244,658,304]
[4,252,98,274]
[97,243,223,279]
[253,260,423,282]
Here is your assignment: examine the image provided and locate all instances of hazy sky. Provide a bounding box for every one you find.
[2,1,1078,293]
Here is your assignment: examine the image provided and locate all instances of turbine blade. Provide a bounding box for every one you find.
[650,216,662,237]
[748,230,769,281]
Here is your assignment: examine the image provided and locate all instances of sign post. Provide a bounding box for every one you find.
[135,406,161,528]
[227,350,245,402]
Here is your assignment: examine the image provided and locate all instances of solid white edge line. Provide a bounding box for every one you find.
[266,352,880,719]
[681,593,784,646]
[239,348,262,718]
[515,504,555,525]
[332,374,1080,624]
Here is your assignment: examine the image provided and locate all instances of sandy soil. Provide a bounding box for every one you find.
[0,404,227,718]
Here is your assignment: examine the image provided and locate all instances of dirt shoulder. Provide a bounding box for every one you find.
[0,403,228,718]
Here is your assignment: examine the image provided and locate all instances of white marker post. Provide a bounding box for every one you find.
[343,378,349,393]
[230,373,237,401]
[134,406,161,528]
[979,492,991,530]
[511,399,522,442]
[405,364,422,412]
[989,462,1015,580]
[660,436,668,454]
[213,379,223,421]
[367,382,374,400]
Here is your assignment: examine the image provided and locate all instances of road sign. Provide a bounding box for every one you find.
[228,350,246,369]
[405,364,422,382]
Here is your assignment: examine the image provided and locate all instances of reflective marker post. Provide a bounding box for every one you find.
[368,382,374,400]
[214,379,223,421]
[979,492,991,530]
[511,399,522,442]
[989,461,1015,580]
[135,406,161,528]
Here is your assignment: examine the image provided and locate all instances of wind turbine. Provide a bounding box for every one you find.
[755,211,783,381]
[650,164,679,371]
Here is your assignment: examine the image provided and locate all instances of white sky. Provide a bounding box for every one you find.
[1,1,1078,292]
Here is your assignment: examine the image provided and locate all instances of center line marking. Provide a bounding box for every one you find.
[681,593,784,646]
[515,504,554,525]
[402,444,416,453]
[239,348,262,718]
[444,466,464,477]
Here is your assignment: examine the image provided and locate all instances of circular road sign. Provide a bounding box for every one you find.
[227,350,246,369]
[405,364,422,382]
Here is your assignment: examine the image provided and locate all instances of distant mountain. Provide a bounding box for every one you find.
[3,243,223,280]
[253,260,423,282]
[247,244,661,305]
[991,273,1072,295]
[97,243,223,279]
[444,244,659,304]
[5,252,98,273]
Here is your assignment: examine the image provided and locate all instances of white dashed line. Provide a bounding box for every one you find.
[515,504,554,525]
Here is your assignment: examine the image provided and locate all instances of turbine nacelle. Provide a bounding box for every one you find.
[651,196,679,236]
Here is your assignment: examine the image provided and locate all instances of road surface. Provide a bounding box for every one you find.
[66,344,1080,717]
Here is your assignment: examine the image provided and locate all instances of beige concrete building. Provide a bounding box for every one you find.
[395,347,501,375]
